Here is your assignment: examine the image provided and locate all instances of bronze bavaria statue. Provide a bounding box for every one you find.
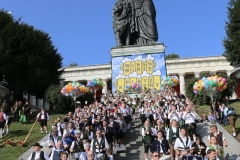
[113,0,158,46]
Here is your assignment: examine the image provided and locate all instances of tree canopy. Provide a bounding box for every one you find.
[223,0,240,66]
[165,53,180,59]
[0,10,63,99]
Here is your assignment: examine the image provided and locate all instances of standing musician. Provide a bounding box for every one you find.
[168,105,180,126]
[166,119,180,160]
[114,113,126,153]
[24,101,31,123]
[142,119,154,160]
[101,120,115,160]
[63,121,77,149]
[11,101,21,122]
[151,131,170,157]
[119,101,130,130]
[93,115,103,132]
[70,131,85,160]
[82,123,93,143]
[174,127,194,159]
[37,108,49,134]
[183,106,197,142]
[152,119,166,140]
[50,140,69,160]
[90,129,109,160]
[47,128,66,149]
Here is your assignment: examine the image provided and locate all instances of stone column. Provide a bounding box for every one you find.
[194,72,200,78]
[102,79,108,94]
[227,70,231,77]
[179,73,186,95]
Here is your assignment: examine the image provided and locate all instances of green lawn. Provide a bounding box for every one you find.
[197,101,240,142]
[0,113,65,160]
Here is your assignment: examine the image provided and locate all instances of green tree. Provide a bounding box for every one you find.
[165,53,180,59]
[45,84,75,113]
[0,10,63,99]
[186,72,236,105]
[223,0,240,66]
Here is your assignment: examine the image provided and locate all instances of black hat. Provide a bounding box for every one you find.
[33,143,43,148]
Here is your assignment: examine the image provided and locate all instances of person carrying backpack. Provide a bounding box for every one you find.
[227,105,237,137]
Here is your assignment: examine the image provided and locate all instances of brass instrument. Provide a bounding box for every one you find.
[17,138,26,146]
[0,137,8,144]
[6,136,17,145]
[0,140,8,147]
[19,118,38,147]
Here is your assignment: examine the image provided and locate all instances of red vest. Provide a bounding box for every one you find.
[37,112,47,121]
[0,112,4,122]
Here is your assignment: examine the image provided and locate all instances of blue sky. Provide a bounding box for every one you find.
[1,0,229,67]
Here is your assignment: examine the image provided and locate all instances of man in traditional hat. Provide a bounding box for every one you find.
[28,143,50,160]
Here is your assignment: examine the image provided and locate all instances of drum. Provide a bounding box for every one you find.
[160,155,171,160]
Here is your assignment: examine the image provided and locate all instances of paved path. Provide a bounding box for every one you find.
[196,119,240,160]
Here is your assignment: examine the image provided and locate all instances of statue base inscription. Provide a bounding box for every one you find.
[110,44,167,93]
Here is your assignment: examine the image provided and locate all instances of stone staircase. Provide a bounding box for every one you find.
[114,118,145,160]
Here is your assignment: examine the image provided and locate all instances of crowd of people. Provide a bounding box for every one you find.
[0,88,237,160]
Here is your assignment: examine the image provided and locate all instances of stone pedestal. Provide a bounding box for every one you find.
[110,44,166,93]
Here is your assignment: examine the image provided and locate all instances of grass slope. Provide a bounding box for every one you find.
[197,101,240,142]
[0,113,64,160]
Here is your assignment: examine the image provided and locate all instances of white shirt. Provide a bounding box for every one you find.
[183,111,197,124]
[47,135,66,148]
[207,131,226,141]
[5,115,9,125]
[141,126,154,137]
[50,148,69,160]
[153,112,165,123]
[28,151,50,160]
[168,112,180,122]
[37,112,49,120]
[79,152,97,160]
[174,136,192,150]
[70,137,84,150]
[90,137,109,153]
[119,107,129,116]
[0,112,6,120]
[63,128,77,138]
[157,139,164,153]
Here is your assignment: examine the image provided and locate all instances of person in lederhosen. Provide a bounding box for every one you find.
[37,108,49,134]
